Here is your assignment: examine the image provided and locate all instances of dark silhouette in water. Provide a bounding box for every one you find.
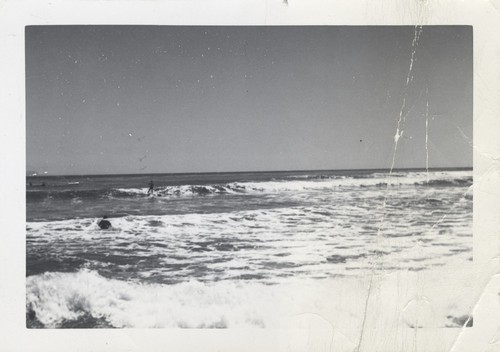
[98,216,112,230]
[147,180,154,195]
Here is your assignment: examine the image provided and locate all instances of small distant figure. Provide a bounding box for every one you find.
[98,216,112,230]
[147,180,154,195]
[41,182,46,187]
[29,182,33,187]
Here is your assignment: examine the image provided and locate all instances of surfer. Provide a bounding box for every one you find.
[147,180,154,195]
[98,216,112,230]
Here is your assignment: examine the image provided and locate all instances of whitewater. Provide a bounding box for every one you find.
[26,169,473,332]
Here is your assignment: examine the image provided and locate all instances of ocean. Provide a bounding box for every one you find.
[26,168,473,331]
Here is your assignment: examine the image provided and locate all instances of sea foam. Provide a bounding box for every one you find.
[26,266,474,330]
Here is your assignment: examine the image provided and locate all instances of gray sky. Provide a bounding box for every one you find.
[26,26,472,175]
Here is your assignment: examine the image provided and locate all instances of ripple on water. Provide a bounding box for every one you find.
[326,253,367,264]
[274,252,291,257]
[449,248,471,253]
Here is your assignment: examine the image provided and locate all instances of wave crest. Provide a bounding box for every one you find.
[26,171,472,202]
[26,270,281,328]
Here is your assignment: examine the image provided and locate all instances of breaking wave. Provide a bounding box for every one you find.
[26,171,472,202]
[26,268,474,329]
[26,269,291,328]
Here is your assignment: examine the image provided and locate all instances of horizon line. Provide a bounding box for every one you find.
[26,166,473,178]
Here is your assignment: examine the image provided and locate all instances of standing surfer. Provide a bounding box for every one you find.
[147,180,154,195]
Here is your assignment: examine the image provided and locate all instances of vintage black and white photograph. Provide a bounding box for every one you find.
[25,24,474,335]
